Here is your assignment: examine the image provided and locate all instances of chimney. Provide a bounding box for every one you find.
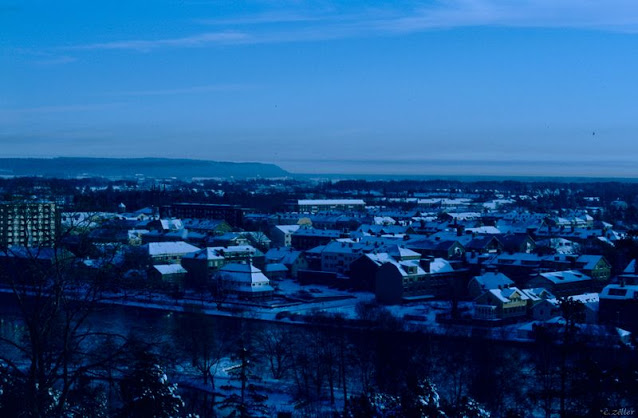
[420,256,433,273]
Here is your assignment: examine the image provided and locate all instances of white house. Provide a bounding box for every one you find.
[216,263,274,300]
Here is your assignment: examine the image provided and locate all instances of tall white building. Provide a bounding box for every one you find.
[0,202,57,248]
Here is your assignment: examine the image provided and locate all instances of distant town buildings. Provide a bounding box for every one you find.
[296,199,366,213]
[6,175,638,344]
[160,203,245,226]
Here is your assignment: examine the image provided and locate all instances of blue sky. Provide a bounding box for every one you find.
[2,0,638,175]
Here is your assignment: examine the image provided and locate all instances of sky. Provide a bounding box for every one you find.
[2,0,638,176]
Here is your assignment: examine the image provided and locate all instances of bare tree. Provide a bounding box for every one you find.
[0,213,130,415]
[255,328,294,380]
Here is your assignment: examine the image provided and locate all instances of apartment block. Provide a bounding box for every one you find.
[0,202,57,248]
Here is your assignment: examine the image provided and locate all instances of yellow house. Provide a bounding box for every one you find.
[474,287,530,320]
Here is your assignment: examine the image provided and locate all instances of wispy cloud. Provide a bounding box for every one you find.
[193,11,323,26]
[67,31,250,52]
[107,84,257,97]
[12,48,78,66]
[380,0,638,33]
[61,0,638,53]
[33,55,77,66]
[0,103,125,117]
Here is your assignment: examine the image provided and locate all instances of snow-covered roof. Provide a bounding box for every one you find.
[275,224,301,234]
[183,247,226,261]
[222,245,259,254]
[429,258,454,274]
[487,287,530,303]
[417,198,473,207]
[385,259,427,277]
[568,293,599,309]
[321,240,373,254]
[521,288,555,300]
[264,263,288,273]
[465,226,501,235]
[576,255,607,270]
[292,228,341,237]
[536,270,591,284]
[298,199,365,206]
[159,218,183,231]
[623,259,638,275]
[359,224,410,235]
[147,241,200,256]
[184,245,260,260]
[265,247,304,265]
[182,218,229,230]
[471,272,514,289]
[600,284,638,300]
[364,252,394,266]
[385,244,420,260]
[373,216,396,225]
[153,264,187,275]
[217,263,274,293]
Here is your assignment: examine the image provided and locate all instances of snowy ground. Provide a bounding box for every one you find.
[0,282,546,344]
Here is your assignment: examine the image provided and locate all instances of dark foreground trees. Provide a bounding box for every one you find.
[0,242,131,417]
[119,348,185,418]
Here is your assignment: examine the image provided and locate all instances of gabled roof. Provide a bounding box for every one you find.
[430,258,455,274]
[274,224,301,234]
[217,263,274,292]
[576,255,608,270]
[499,233,534,247]
[466,235,502,250]
[384,244,420,260]
[521,288,555,300]
[358,224,409,236]
[623,259,638,275]
[471,272,514,290]
[264,263,288,273]
[486,286,530,303]
[159,218,183,231]
[265,247,304,264]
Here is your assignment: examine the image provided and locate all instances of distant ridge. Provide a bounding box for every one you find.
[0,157,289,179]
